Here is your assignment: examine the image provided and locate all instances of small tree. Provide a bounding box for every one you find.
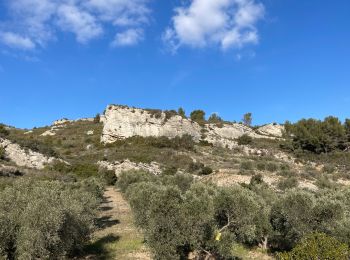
[242,113,252,126]
[178,107,186,118]
[94,113,100,123]
[208,113,223,124]
[190,110,206,125]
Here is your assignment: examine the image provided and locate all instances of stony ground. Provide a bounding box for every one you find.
[84,187,151,260]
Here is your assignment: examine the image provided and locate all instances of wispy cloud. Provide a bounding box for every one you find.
[111,28,144,47]
[163,0,264,53]
[0,32,36,50]
[0,0,152,50]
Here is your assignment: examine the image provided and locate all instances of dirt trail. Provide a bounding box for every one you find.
[85,187,151,260]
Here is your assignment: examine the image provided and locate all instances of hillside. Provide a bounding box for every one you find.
[1,105,350,259]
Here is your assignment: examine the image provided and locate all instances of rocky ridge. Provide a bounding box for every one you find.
[101,105,284,148]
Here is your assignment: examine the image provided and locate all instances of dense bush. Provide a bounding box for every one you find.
[187,162,213,175]
[277,233,349,259]
[0,178,101,259]
[237,134,253,145]
[100,169,117,185]
[117,167,350,259]
[277,177,299,190]
[190,110,206,125]
[0,125,9,137]
[0,146,5,160]
[284,117,350,154]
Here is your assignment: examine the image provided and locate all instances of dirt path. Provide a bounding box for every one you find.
[85,187,151,260]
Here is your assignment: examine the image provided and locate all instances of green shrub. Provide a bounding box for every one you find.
[190,110,206,125]
[117,170,156,193]
[237,134,253,145]
[0,146,5,160]
[199,166,213,175]
[256,162,267,171]
[100,169,117,185]
[277,177,299,191]
[0,179,99,259]
[277,233,349,260]
[240,161,254,171]
[0,124,9,137]
[315,175,336,189]
[266,162,279,172]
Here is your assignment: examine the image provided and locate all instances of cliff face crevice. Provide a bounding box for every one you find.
[101,105,284,148]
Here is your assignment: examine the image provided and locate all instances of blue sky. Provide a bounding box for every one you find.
[0,0,349,129]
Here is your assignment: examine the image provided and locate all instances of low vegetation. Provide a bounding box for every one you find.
[117,170,350,259]
[0,177,103,259]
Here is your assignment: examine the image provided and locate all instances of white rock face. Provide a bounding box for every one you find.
[98,159,162,176]
[101,105,201,143]
[256,123,284,138]
[101,105,283,148]
[0,138,56,169]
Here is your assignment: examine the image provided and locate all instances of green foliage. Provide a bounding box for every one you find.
[94,113,100,123]
[164,110,178,121]
[190,110,206,125]
[277,233,349,260]
[0,178,100,259]
[0,146,5,160]
[0,124,9,137]
[177,107,186,118]
[208,113,223,124]
[117,170,156,193]
[187,162,213,176]
[284,117,348,154]
[240,161,254,171]
[242,113,252,126]
[100,169,117,185]
[277,177,299,191]
[237,134,253,145]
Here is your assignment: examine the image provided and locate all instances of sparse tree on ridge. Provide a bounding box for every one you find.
[243,113,252,126]
[178,107,186,118]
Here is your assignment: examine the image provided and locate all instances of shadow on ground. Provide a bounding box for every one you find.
[82,234,120,260]
[96,215,120,229]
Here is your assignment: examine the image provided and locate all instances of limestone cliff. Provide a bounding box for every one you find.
[101,105,284,148]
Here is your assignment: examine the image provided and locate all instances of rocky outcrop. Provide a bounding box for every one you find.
[0,138,56,169]
[98,159,162,176]
[53,117,94,126]
[256,123,284,138]
[101,105,202,143]
[101,105,283,148]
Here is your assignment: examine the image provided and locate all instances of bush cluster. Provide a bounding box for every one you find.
[284,117,350,154]
[0,178,102,259]
[117,170,350,259]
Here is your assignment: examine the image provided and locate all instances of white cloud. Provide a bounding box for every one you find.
[0,0,151,50]
[57,4,103,43]
[111,29,143,47]
[163,0,264,52]
[0,32,36,50]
